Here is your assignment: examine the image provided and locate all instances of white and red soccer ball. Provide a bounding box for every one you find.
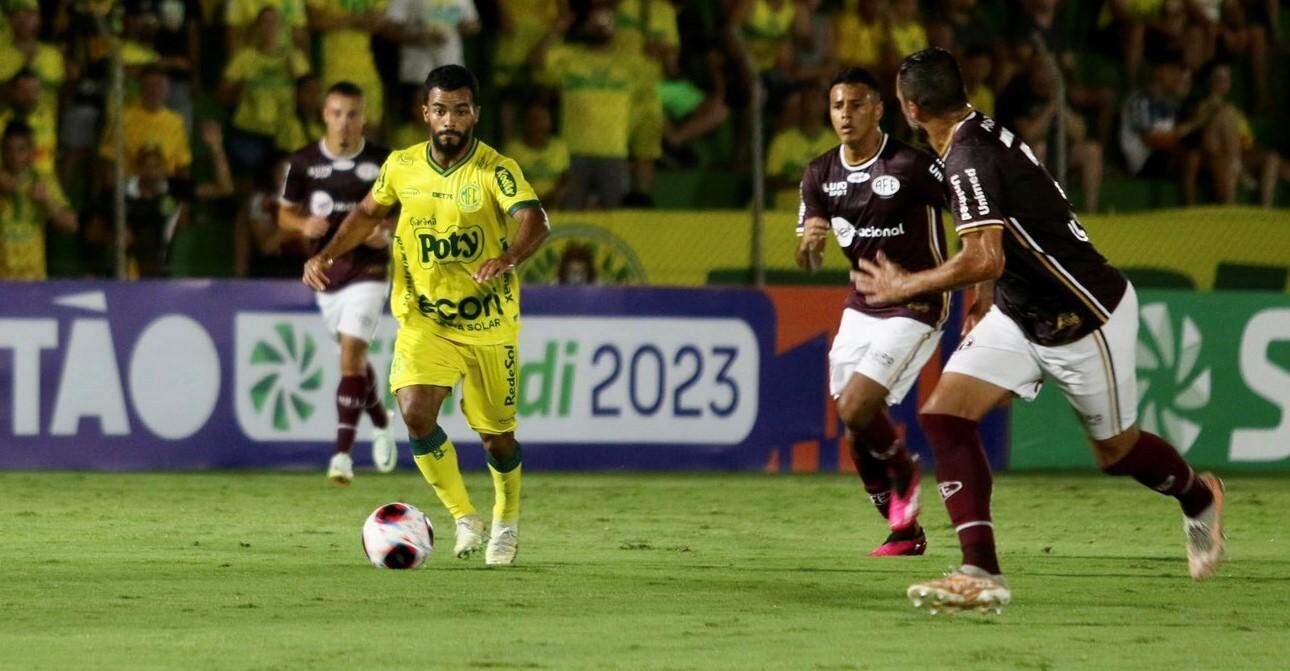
[362,502,434,569]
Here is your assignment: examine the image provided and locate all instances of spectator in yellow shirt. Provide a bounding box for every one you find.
[531,3,656,209]
[766,86,835,209]
[308,0,388,130]
[275,74,325,153]
[0,4,65,115]
[833,1,887,71]
[961,46,995,117]
[493,0,564,140]
[504,100,570,204]
[0,69,56,176]
[731,0,798,75]
[226,0,309,53]
[616,0,679,205]
[99,66,192,184]
[887,0,928,59]
[220,7,310,186]
[0,121,76,280]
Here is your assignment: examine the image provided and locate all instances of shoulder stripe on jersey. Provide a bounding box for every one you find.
[1003,217,1111,321]
[926,205,950,329]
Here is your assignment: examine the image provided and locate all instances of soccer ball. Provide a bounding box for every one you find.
[361,502,434,569]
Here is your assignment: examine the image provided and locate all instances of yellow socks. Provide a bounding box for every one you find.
[487,446,522,525]
[411,426,476,520]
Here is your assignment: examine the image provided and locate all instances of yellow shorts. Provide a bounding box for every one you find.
[389,328,518,435]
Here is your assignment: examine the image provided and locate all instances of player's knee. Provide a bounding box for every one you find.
[480,432,518,459]
[836,388,881,430]
[1091,426,1140,471]
[397,395,440,438]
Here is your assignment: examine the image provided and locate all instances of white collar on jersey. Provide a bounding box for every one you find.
[838,133,888,172]
[318,138,367,162]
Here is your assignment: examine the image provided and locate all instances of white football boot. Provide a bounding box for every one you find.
[907,565,1011,615]
[370,411,398,474]
[1185,473,1226,580]
[453,514,489,559]
[486,523,519,566]
[327,452,354,486]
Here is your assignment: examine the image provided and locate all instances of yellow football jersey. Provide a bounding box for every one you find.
[373,139,541,345]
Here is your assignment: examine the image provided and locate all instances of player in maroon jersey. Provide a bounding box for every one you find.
[854,49,1224,613]
[279,82,398,484]
[796,68,950,557]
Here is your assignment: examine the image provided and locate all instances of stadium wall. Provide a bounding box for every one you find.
[0,281,1006,472]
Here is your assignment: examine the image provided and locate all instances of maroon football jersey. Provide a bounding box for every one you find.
[942,112,1127,345]
[799,135,950,328]
[281,139,391,291]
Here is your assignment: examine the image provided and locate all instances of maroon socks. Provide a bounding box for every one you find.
[1104,430,1214,517]
[848,412,916,518]
[918,413,1000,575]
[363,363,389,429]
[335,374,368,454]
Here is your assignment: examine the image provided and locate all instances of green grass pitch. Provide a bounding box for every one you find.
[2,471,1287,670]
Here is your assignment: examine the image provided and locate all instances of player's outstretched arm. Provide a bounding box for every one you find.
[473,205,551,283]
[853,227,1004,307]
[795,217,829,272]
[302,193,393,291]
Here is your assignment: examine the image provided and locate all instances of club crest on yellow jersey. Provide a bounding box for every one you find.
[458,183,483,213]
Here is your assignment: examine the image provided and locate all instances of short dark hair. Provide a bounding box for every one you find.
[897,48,969,116]
[2,120,33,144]
[421,64,479,105]
[829,67,881,95]
[326,80,364,99]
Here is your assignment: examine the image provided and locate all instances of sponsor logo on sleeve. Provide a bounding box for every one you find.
[950,174,971,220]
[495,166,518,197]
[928,160,944,183]
[964,168,990,216]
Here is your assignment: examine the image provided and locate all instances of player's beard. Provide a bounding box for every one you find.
[432,129,471,156]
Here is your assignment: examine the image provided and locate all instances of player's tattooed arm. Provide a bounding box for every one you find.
[795,217,829,272]
[853,228,1004,307]
[302,193,393,291]
[473,205,551,283]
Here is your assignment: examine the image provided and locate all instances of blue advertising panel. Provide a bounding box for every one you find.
[0,281,1006,471]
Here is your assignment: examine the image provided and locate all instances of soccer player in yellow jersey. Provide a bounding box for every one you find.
[303,65,550,566]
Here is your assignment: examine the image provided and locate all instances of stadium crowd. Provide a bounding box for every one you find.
[0,0,1285,280]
